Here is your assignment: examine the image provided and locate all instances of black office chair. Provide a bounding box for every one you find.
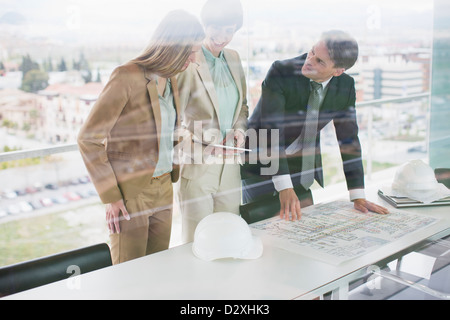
[435,168,450,188]
[0,243,112,297]
[240,176,280,224]
[240,177,313,224]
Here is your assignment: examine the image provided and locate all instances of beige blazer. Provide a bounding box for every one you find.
[177,48,248,179]
[77,62,180,204]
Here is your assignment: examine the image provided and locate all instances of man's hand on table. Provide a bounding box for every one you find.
[353,198,390,215]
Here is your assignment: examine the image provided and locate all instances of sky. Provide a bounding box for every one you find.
[0,0,434,39]
[0,0,435,62]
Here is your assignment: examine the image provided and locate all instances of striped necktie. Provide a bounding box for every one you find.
[300,81,322,189]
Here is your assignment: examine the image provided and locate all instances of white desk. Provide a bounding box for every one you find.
[3,188,450,300]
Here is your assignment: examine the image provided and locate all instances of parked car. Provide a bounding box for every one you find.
[29,200,43,210]
[87,188,98,197]
[45,183,59,190]
[69,178,80,186]
[76,190,92,198]
[25,186,38,194]
[7,204,21,215]
[15,189,27,196]
[407,145,426,153]
[64,192,81,201]
[40,198,53,207]
[52,196,69,205]
[0,209,8,218]
[33,182,44,191]
[18,201,33,213]
[78,176,90,184]
[2,189,17,199]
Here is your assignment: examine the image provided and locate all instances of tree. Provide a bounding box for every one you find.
[81,69,92,83]
[44,56,53,72]
[21,69,49,93]
[75,52,92,83]
[20,54,39,80]
[58,57,67,72]
[95,67,101,82]
[0,61,5,76]
[77,52,89,70]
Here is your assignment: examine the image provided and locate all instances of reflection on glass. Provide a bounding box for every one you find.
[0,0,440,267]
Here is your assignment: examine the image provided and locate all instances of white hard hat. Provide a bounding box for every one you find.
[392,160,438,191]
[391,160,450,203]
[192,212,263,261]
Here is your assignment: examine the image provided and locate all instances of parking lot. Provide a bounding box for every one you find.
[0,175,100,221]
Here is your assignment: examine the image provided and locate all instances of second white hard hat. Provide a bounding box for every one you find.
[192,212,263,261]
[391,160,450,203]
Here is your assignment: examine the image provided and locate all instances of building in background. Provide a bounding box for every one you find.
[37,82,103,143]
[361,50,430,100]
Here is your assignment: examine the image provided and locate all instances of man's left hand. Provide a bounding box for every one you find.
[353,199,389,215]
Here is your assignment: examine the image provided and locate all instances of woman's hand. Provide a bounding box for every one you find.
[106,199,130,234]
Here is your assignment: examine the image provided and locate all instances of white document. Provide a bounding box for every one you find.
[192,136,252,152]
[209,144,252,152]
[250,201,439,265]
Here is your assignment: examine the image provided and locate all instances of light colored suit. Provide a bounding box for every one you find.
[78,62,180,204]
[77,62,181,264]
[177,48,248,242]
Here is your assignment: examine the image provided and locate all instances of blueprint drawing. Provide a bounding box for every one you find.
[250,201,439,264]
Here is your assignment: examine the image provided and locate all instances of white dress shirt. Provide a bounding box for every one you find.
[271,77,365,201]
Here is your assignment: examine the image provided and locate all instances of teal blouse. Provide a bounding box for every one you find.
[202,46,239,139]
[153,79,176,178]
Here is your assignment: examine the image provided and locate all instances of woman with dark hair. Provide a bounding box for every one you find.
[177,0,249,243]
[77,10,204,264]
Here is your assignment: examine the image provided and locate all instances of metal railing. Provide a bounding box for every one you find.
[0,144,79,162]
[356,92,429,107]
[362,92,430,179]
[0,92,430,163]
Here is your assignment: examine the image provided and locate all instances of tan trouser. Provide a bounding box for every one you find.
[110,174,173,265]
[179,163,241,244]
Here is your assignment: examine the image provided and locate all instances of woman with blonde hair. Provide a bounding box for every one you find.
[77,10,204,264]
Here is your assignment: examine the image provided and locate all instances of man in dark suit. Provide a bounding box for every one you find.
[241,30,388,222]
